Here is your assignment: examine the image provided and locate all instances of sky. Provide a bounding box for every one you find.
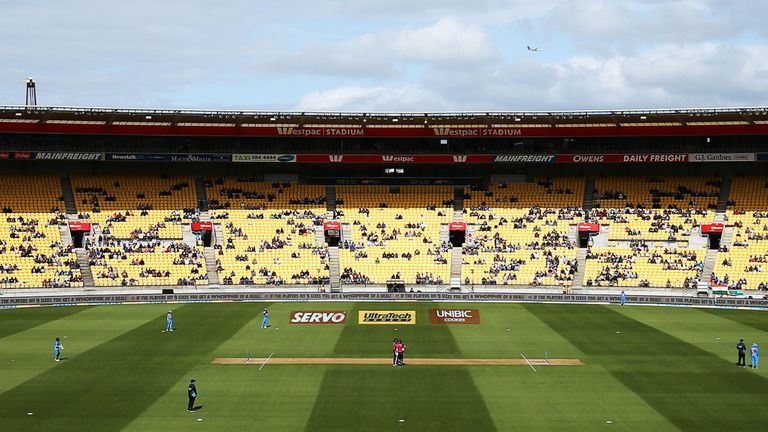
[0,0,766,112]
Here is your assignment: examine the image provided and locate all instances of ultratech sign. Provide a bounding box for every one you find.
[494,154,555,163]
[359,310,416,325]
[232,154,296,163]
[290,311,347,324]
[556,153,688,163]
[688,153,755,162]
[34,152,103,161]
[429,309,480,324]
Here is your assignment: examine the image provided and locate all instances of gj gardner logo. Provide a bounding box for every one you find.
[358,310,416,325]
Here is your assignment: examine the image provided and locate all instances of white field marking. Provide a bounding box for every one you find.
[520,353,537,372]
[258,352,274,371]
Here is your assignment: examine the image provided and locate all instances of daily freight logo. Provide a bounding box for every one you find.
[429,309,480,324]
[358,310,416,325]
[290,311,347,324]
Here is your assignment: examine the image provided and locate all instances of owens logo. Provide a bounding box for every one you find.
[329,155,344,162]
[452,155,467,162]
[290,311,347,324]
[277,127,294,135]
[358,310,416,325]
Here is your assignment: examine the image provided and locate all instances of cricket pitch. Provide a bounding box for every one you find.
[212,357,584,366]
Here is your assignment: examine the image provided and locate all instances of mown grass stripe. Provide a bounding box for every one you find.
[0,306,89,340]
[525,304,768,432]
[305,303,498,431]
[703,307,768,333]
[0,303,258,432]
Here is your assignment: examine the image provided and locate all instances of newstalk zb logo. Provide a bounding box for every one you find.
[359,310,416,325]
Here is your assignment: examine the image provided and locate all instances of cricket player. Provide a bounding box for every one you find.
[619,290,626,306]
[396,340,406,367]
[392,338,398,366]
[737,339,747,367]
[261,308,269,329]
[166,310,174,332]
[187,379,197,412]
[54,337,64,362]
[751,343,759,369]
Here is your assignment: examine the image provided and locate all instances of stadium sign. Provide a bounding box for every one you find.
[494,154,555,163]
[232,154,296,163]
[688,153,755,162]
[358,310,416,325]
[34,152,103,160]
[432,127,523,137]
[169,154,230,162]
[295,154,493,163]
[290,311,347,324]
[276,127,365,137]
[556,153,688,163]
[429,309,480,324]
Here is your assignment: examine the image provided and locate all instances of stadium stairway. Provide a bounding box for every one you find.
[182,225,197,244]
[572,248,588,288]
[717,176,733,212]
[203,248,220,285]
[329,246,341,292]
[582,176,596,211]
[450,247,462,287]
[701,248,719,285]
[58,224,73,246]
[60,175,77,214]
[453,186,464,213]
[326,185,336,212]
[315,224,326,247]
[195,177,208,211]
[75,249,95,288]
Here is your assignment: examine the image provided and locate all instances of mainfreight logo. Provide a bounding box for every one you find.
[290,311,347,324]
[494,154,555,163]
[329,155,344,162]
[359,310,416,325]
[34,152,102,161]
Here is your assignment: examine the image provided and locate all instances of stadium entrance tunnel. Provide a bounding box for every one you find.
[449,222,466,247]
[324,220,341,247]
[68,221,91,248]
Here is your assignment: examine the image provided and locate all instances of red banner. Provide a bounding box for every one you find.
[295,154,493,164]
[556,154,688,163]
[68,222,92,232]
[191,221,213,231]
[449,222,467,231]
[578,222,600,232]
[701,223,724,234]
[323,221,341,230]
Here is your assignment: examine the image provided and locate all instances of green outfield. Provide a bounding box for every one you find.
[0,302,766,431]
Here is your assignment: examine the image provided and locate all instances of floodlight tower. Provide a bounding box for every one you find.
[25,78,37,106]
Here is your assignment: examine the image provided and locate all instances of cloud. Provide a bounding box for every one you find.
[294,85,447,111]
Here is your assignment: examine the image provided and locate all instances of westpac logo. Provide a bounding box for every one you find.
[382,155,414,162]
[277,127,294,135]
[329,155,344,162]
[452,155,467,162]
[432,127,479,137]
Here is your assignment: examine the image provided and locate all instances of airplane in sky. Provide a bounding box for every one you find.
[527,46,541,52]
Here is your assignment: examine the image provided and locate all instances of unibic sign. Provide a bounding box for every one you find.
[290,311,347,324]
[429,309,480,324]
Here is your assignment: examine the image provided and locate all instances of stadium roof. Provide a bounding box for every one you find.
[1,105,767,138]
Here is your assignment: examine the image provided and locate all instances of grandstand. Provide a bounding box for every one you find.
[336,186,452,285]
[1,106,768,296]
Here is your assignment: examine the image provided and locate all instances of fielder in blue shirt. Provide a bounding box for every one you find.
[166,310,174,332]
[752,343,759,369]
[261,308,269,328]
[620,290,627,306]
[54,337,64,362]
